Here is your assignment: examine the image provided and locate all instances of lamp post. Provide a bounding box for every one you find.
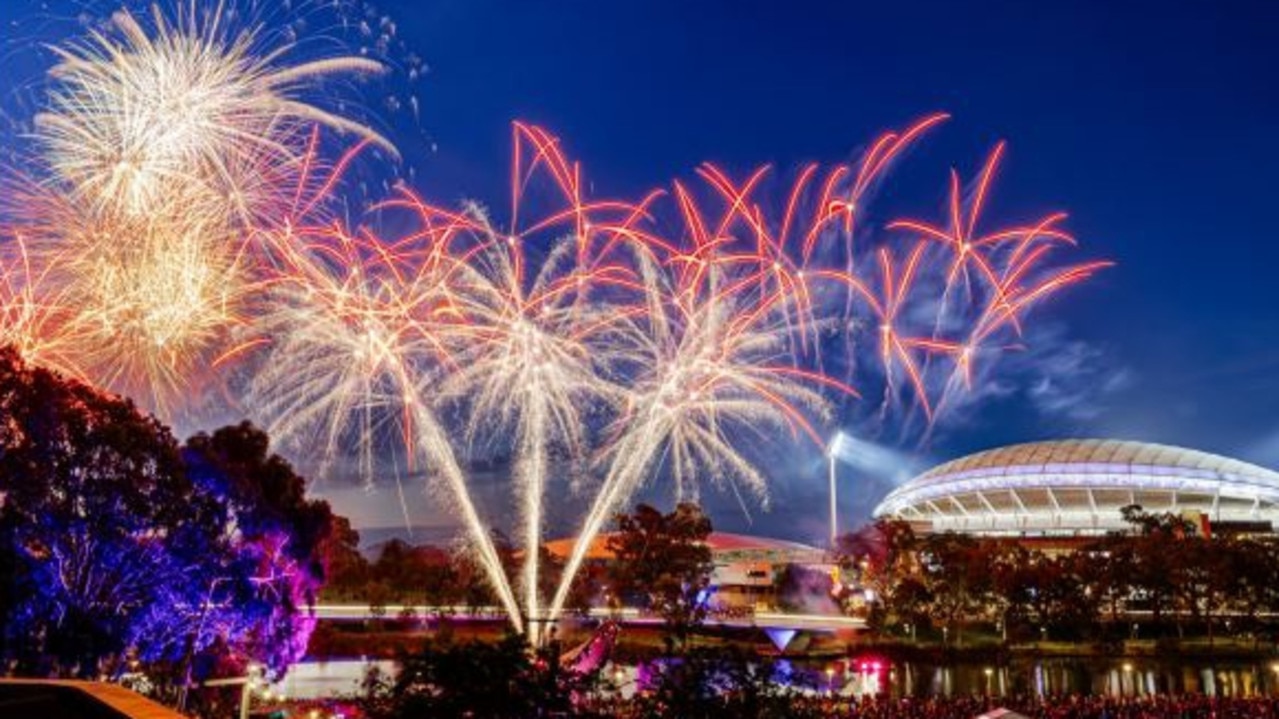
[240,664,263,719]
[827,432,848,548]
[202,663,263,719]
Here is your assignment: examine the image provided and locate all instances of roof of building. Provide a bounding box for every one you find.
[543,531,822,562]
[915,439,1279,486]
[874,439,1279,535]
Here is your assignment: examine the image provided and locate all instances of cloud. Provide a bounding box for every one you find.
[1023,336,1133,422]
[935,324,1131,428]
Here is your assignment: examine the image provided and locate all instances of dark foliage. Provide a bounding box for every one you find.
[362,633,598,719]
[630,645,822,719]
[836,511,1279,644]
[606,502,713,650]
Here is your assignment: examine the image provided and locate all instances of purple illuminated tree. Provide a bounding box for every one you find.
[182,422,337,673]
[0,348,333,681]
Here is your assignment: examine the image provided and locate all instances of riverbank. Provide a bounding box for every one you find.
[306,618,1279,666]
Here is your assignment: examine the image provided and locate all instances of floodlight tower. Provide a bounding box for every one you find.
[827,432,849,547]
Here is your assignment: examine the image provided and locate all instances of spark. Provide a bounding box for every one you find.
[547,187,859,623]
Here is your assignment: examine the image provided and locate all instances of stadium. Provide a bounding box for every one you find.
[873,439,1279,537]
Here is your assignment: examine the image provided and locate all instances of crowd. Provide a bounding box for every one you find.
[578,693,1279,718]
[778,693,1279,719]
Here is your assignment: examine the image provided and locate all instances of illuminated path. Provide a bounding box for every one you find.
[312,604,866,633]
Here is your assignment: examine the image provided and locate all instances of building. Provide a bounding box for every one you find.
[873,439,1279,538]
[543,532,827,609]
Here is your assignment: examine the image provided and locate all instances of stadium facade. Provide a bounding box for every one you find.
[873,439,1279,537]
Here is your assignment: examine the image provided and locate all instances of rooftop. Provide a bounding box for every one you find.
[543,531,822,562]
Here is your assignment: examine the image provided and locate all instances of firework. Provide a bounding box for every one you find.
[433,225,614,645]
[876,144,1114,423]
[382,125,654,642]
[245,221,525,630]
[0,176,243,414]
[0,233,86,382]
[547,171,862,622]
[36,4,392,221]
[7,2,395,415]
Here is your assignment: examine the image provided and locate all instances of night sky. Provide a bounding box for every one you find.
[386,0,1279,540]
[3,0,1278,544]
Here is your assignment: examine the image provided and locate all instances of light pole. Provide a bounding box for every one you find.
[202,663,263,719]
[827,432,848,548]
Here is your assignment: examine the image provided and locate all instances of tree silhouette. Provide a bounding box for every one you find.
[606,503,713,651]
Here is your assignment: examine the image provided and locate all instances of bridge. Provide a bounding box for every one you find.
[313,603,866,634]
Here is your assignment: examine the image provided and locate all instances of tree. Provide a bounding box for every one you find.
[0,349,332,685]
[1080,534,1137,633]
[1235,537,1279,647]
[0,348,218,677]
[774,563,839,614]
[634,645,821,719]
[182,421,337,672]
[917,532,992,645]
[834,518,922,635]
[362,634,584,719]
[997,549,1098,641]
[320,515,369,600]
[606,503,713,651]
[1118,504,1195,636]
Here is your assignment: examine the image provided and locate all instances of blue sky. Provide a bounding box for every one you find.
[3,0,1278,544]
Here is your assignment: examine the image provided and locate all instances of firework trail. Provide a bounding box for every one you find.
[383,124,655,641]
[0,231,86,382]
[547,131,1110,622]
[872,143,1112,434]
[245,220,525,630]
[547,170,863,621]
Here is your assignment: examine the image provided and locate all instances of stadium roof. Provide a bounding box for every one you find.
[874,439,1279,536]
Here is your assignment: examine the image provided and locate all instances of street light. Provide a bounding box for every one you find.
[203,662,263,719]
[241,663,263,719]
[827,432,849,547]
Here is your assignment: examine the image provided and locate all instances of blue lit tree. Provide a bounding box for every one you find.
[182,421,337,673]
[0,348,334,681]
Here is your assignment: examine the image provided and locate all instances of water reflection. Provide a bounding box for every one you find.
[275,656,1279,701]
[875,659,1279,699]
